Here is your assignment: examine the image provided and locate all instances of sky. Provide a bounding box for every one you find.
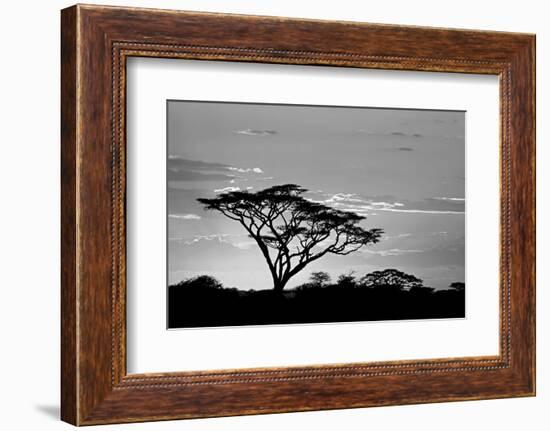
[167,100,465,290]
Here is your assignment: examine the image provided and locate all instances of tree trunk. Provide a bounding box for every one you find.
[273,278,289,292]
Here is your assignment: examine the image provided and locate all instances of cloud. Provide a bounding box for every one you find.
[167,157,265,183]
[433,197,465,202]
[319,193,366,205]
[378,208,463,215]
[170,234,233,245]
[168,213,201,220]
[167,157,235,182]
[233,129,277,136]
[214,186,241,193]
[232,240,257,250]
[169,233,256,250]
[384,233,413,239]
[355,129,423,138]
[361,248,423,257]
[357,128,464,140]
[392,131,424,138]
[168,170,235,182]
[306,191,464,216]
[167,156,229,170]
[228,167,264,174]
[307,192,404,215]
[258,176,275,181]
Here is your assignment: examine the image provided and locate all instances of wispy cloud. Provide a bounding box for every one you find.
[233,129,277,136]
[167,157,234,182]
[214,186,241,193]
[228,167,264,174]
[169,234,255,250]
[168,213,201,220]
[377,208,463,215]
[433,197,465,202]
[391,131,423,138]
[384,233,413,239]
[320,193,366,205]
[355,129,423,138]
[169,234,232,245]
[362,248,423,256]
[232,240,256,250]
[167,158,265,183]
[167,156,229,169]
[306,191,464,216]
[355,129,462,140]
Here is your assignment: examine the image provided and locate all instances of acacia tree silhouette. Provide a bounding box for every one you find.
[197,184,383,291]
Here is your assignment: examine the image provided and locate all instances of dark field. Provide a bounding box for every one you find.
[168,274,465,328]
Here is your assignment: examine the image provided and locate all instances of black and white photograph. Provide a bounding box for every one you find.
[167,101,466,328]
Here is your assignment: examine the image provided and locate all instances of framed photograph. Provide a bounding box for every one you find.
[165,101,466,329]
[61,4,535,425]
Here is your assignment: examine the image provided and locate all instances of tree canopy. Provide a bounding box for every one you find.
[197,184,383,291]
[359,268,423,290]
[309,271,331,286]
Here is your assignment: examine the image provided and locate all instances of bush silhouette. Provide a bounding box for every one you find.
[309,271,331,287]
[176,275,223,290]
[449,282,465,292]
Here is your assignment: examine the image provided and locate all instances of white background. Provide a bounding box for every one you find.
[0,0,547,430]
[127,59,499,373]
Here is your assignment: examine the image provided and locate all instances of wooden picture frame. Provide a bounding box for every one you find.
[61,4,535,425]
